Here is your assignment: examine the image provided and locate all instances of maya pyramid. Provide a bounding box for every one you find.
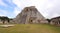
[13,6,48,24]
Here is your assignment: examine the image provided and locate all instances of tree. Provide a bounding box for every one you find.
[46,19,51,24]
[0,16,10,24]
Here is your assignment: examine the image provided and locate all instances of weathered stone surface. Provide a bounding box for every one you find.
[0,25,15,28]
[50,16,60,25]
[13,6,48,24]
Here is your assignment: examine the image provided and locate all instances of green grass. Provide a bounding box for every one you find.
[0,24,60,33]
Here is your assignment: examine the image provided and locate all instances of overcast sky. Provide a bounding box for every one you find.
[0,0,60,19]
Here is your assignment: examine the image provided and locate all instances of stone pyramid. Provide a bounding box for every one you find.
[13,6,48,24]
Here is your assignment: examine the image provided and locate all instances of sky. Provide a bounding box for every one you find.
[0,0,60,19]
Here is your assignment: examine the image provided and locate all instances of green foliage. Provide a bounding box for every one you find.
[46,19,51,24]
[0,16,10,24]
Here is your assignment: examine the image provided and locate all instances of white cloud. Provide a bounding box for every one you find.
[12,0,60,18]
[12,0,49,16]
[50,13,60,18]
[13,7,21,15]
[0,10,8,16]
[12,0,22,8]
[0,0,7,6]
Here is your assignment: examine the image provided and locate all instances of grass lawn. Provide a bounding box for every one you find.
[0,24,60,33]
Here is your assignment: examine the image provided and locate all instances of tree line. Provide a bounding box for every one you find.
[0,16,13,24]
